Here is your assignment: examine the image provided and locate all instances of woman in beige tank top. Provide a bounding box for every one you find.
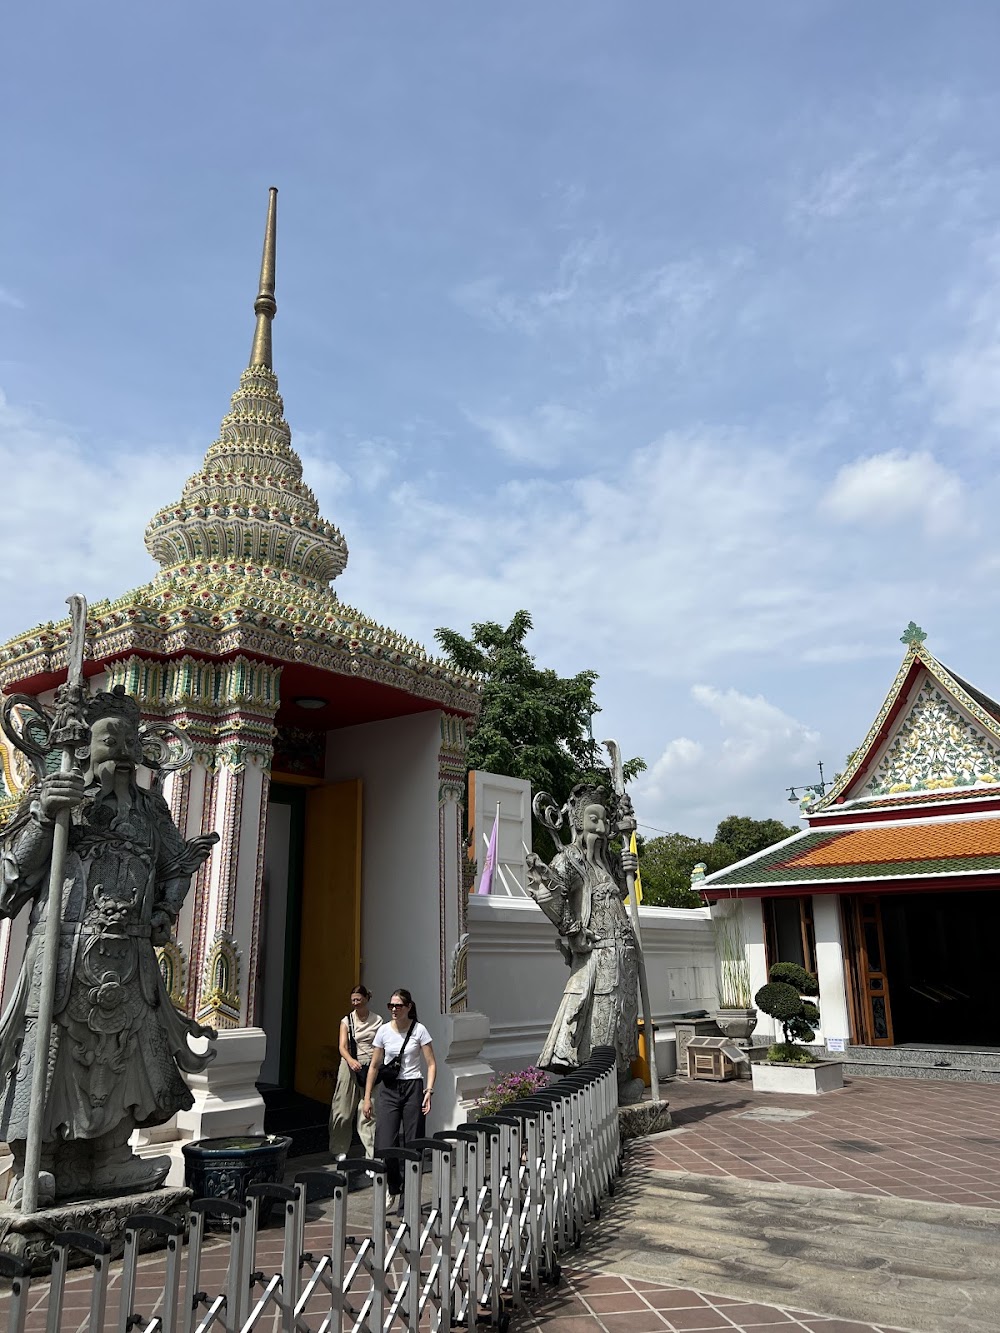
[329,985,383,1158]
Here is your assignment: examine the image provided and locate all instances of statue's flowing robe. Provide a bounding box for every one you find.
[0,783,213,1144]
[536,842,639,1075]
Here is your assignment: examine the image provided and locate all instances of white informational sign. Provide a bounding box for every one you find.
[826,1037,847,1053]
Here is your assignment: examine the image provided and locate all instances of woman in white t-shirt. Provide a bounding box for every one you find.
[363,987,436,1204]
[329,985,383,1158]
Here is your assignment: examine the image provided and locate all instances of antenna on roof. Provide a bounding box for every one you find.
[787,761,829,806]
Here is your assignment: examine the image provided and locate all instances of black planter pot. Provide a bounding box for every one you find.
[181,1134,293,1225]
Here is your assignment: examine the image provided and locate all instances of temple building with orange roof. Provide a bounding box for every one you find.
[700,622,1000,1078]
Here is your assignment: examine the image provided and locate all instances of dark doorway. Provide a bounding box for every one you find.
[880,890,1000,1046]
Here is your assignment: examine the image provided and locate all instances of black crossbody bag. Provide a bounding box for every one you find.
[348,1014,377,1092]
[379,1021,416,1089]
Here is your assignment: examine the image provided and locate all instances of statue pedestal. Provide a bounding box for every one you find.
[132,1027,268,1187]
[437,1011,494,1126]
[0,1186,191,1275]
[618,1099,672,1140]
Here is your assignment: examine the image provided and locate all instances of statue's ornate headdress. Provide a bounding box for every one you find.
[84,684,142,731]
[566,783,607,832]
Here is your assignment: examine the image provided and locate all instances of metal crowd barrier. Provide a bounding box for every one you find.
[0,1047,622,1333]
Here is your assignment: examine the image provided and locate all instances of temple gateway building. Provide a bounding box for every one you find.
[0,190,493,1166]
[701,624,1000,1080]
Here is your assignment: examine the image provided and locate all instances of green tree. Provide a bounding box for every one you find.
[637,833,734,908]
[638,815,798,909]
[434,611,644,850]
[714,815,798,862]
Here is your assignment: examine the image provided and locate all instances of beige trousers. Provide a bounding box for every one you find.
[328,1059,376,1158]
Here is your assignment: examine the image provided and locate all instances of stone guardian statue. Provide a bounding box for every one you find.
[0,683,218,1206]
[527,783,645,1104]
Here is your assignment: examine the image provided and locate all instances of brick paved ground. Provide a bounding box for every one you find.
[4,1074,999,1330]
[636,1074,1000,1207]
[522,1270,910,1333]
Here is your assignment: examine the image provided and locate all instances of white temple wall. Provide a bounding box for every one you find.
[467,897,716,1075]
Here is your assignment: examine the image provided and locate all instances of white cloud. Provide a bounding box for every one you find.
[0,381,990,837]
[633,685,821,838]
[453,238,748,388]
[0,390,201,628]
[822,449,965,536]
[788,92,990,232]
[924,241,1000,442]
[465,403,589,466]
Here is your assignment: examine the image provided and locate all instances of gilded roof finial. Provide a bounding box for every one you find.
[249,187,278,368]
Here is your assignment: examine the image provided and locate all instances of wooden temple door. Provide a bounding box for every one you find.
[843,895,894,1046]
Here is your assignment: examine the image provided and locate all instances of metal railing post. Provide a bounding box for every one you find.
[0,1251,31,1333]
[120,1213,184,1333]
[47,1232,111,1333]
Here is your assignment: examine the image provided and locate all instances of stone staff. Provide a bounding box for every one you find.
[603,737,660,1104]
[20,594,90,1214]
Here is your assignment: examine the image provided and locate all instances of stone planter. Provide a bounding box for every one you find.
[181,1134,292,1225]
[711,1008,758,1042]
[751,1060,844,1095]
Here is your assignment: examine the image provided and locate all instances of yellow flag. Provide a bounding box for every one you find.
[629,830,643,904]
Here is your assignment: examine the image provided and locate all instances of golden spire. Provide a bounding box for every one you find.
[249,187,278,368]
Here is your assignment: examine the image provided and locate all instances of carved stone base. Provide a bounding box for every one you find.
[0,1186,192,1275]
[618,1100,673,1140]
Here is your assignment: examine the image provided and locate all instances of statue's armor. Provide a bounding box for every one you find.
[534,841,640,1075]
[0,784,209,1146]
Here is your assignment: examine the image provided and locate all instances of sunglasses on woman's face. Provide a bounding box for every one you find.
[387,1001,407,1009]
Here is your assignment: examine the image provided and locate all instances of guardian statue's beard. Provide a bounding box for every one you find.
[583,830,609,867]
[90,758,137,809]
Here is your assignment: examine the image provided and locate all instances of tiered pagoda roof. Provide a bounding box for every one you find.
[0,190,482,723]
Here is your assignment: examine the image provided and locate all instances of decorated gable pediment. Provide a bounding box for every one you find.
[861,674,1000,797]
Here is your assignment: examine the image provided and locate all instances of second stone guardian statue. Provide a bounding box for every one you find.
[526,783,645,1105]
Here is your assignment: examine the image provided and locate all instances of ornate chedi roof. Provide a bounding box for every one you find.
[0,189,482,718]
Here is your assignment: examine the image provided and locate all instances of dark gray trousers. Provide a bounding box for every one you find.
[374,1077,425,1194]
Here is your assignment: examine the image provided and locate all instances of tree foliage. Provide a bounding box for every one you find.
[714,815,799,864]
[636,833,733,908]
[755,962,821,1058]
[435,611,645,851]
[637,814,799,909]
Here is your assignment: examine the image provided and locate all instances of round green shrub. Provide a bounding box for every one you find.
[785,1013,817,1043]
[754,981,802,1021]
[768,962,819,995]
[801,1001,820,1024]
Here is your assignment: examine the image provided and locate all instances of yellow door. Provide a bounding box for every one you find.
[293,780,363,1098]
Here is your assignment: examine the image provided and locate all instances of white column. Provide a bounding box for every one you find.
[812,894,851,1045]
[744,899,774,1040]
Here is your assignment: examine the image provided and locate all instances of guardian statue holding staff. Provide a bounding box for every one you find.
[0,598,218,1209]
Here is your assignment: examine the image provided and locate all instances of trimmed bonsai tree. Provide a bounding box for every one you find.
[754,962,820,1063]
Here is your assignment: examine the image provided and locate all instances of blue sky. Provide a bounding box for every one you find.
[4,4,1000,836]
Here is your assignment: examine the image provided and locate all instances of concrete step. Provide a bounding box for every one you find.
[840,1044,1000,1084]
[844,1060,1000,1084]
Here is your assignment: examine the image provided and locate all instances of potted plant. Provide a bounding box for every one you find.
[710,900,757,1041]
[751,962,843,1094]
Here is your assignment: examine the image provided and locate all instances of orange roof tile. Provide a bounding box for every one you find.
[785,818,1000,868]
